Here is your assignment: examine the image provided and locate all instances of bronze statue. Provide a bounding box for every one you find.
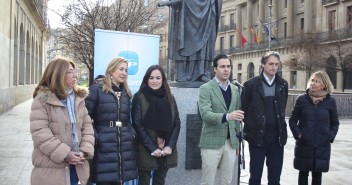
[160,0,222,82]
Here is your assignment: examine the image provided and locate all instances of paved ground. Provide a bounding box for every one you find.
[0,99,351,185]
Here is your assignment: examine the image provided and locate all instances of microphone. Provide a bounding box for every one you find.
[232,80,244,88]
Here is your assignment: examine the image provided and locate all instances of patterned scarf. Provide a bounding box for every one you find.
[308,89,328,105]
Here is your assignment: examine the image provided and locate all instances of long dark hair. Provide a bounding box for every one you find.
[138,65,173,106]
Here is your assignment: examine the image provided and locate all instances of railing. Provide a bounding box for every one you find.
[322,0,339,6]
[223,27,352,54]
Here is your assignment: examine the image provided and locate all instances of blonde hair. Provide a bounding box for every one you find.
[306,70,334,94]
[33,57,77,99]
[102,58,132,97]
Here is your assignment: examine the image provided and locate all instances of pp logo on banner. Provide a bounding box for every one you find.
[118,51,139,75]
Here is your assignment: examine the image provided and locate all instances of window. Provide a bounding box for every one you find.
[300,18,304,31]
[220,16,225,32]
[220,37,224,52]
[230,35,234,48]
[290,71,297,88]
[284,0,288,8]
[301,0,304,3]
[230,13,235,30]
[328,10,336,31]
[284,22,287,38]
[248,63,255,79]
[237,73,242,83]
[238,63,242,70]
[347,6,352,27]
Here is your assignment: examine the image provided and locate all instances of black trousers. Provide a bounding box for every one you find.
[298,171,322,185]
[248,137,284,185]
[138,157,169,185]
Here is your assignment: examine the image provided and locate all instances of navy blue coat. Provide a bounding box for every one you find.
[85,84,138,183]
[289,91,339,172]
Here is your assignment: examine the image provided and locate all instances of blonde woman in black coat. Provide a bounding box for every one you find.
[85,58,138,185]
[289,71,339,185]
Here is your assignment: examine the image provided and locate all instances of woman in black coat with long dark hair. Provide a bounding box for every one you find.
[289,71,339,185]
[132,65,181,185]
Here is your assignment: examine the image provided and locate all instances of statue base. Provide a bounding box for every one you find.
[169,81,206,88]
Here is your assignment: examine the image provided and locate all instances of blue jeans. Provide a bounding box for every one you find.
[248,137,284,185]
[70,165,79,185]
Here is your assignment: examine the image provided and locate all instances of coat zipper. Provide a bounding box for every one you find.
[112,90,123,183]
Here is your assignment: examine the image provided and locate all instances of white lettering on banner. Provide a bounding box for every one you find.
[129,81,142,86]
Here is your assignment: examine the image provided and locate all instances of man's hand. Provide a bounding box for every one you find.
[228,110,245,121]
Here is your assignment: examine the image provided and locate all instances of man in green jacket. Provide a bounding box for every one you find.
[198,54,244,185]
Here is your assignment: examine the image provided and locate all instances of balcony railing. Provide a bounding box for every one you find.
[216,27,352,55]
[322,0,339,6]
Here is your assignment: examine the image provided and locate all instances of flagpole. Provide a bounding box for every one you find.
[268,5,272,51]
[262,4,276,51]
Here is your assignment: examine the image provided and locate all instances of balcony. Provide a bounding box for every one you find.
[226,27,352,54]
[322,0,339,6]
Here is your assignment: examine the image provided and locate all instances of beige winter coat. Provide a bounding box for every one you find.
[30,87,94,185]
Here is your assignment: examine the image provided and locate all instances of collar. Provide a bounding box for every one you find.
[214,77,230,91]
[263,73,276,86]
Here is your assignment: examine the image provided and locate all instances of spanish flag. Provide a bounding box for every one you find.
[253,29,260,44]
[248,25,260,44]
[236,29,247,48]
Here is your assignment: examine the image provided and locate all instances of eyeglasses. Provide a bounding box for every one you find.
[66,69,77,75]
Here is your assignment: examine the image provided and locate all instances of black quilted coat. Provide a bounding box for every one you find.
[85,84,138,183]
[289,91,339,172]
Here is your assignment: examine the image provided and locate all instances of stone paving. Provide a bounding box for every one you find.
[0,98,351,185]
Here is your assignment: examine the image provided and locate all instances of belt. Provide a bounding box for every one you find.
[97,121,128,128]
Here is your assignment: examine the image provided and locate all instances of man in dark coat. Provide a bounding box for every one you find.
[241,51,288,185]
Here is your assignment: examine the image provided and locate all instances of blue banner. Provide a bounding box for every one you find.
[94,29,160,95]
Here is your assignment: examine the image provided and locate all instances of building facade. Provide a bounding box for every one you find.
[0,0,47,115]
[217,0,352,92]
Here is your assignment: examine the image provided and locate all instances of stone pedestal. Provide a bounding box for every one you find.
[185,114,202,169]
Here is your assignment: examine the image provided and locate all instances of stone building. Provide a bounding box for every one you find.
[217,0,352,92]
[0,0,47,115]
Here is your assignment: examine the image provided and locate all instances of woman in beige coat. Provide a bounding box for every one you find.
[30,58,94,185]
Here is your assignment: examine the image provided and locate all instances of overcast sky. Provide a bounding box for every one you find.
[47,0,66,28]
[47,0,115,28]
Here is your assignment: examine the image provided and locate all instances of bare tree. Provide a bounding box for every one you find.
[55,0,167,85]
[286,33,325,83]
[324,26,352,92]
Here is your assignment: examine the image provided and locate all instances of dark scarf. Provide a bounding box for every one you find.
[308,89,328,105]
[142,85,172,139]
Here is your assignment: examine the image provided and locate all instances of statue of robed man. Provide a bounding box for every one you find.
[165,0,222,82]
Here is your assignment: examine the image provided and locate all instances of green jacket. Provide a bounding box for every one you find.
[198,78,241,149]
[132,92,181,170]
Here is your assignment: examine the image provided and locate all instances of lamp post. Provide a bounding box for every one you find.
[263,4,276,51]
